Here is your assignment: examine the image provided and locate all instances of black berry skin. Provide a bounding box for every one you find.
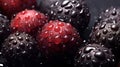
[39,0,90,34]
[1,32,39,67]
[90,8,120,50]
[90,8,120,62]
[97,7,120,23]
[74,44,115,67]
[0,14,10,45]
[90,22,120,49]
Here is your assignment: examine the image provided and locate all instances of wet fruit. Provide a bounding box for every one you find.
[37,20,82,56]
[1,32,38,67]
[39,0,90,34]
[74,43,115,67]
[10,9,48,35]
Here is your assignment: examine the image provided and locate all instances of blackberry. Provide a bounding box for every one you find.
[90,22,120,49]
[39,0,90,34]
[74,43,115,67]
[90,7,120,62]
[1,32,39,67]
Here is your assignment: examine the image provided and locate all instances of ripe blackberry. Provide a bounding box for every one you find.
[90,7,120,62]
[1,32,39,67]
[39,0,90,34]
[74,43,115,67]
[90,8,120,51]
[90,22,120,49]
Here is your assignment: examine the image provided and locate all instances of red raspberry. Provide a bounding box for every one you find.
[0,0,37,18]
[37,20,82,56]
[10,9,48,35]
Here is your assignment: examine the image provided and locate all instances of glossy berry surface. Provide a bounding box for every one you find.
[74,43,115,67]
[10,9,48,35]
[1,32,38,58]
[97,7,120,23]
[37,20,82,56]
[90,8,120,49]
[1,32,38,67]
[39,0,90,34]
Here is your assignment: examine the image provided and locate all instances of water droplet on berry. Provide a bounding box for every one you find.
[96,32,101,38]
[94,51,105,59]
[12,40,17,45]
[111,25,119,31]
[84,47,95,53]
[4,3,7,6]
[111,8,117,15]
[54,35,61,45]
[54,26,60,32]
[61,0,70,7]
[58,22,64,26]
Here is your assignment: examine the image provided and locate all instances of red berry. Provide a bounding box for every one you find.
[37,20,82,56]
[10,9,48,35]
[0,0,37,18]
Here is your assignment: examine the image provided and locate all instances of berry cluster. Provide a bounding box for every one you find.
[0,0,119,67]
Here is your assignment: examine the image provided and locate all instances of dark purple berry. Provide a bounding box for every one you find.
[74,43,115,67]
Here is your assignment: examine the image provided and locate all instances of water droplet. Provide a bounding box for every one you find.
[54,26,60,32]
[103,29,108,34]
[58,22,64,26]
[105,9,109,12]
[12,40,17,45]
[84,47,95,53]
[18,36,23,41]
[71,11,77,18]
[71,37,75,41]
[61,0,70,7]
[65,4,72,9]
[54,35,61,45]
[76,4,81,9]
[4,3,7,6]
[72,0,76,4]
[111,25,119,31]
[94,51,105,59]
[64,10,70,15]
[100,24,106,29]
[86,55,91,60]
[96,32,101,38]
[58,9,63,13]
[111,8,117,15]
